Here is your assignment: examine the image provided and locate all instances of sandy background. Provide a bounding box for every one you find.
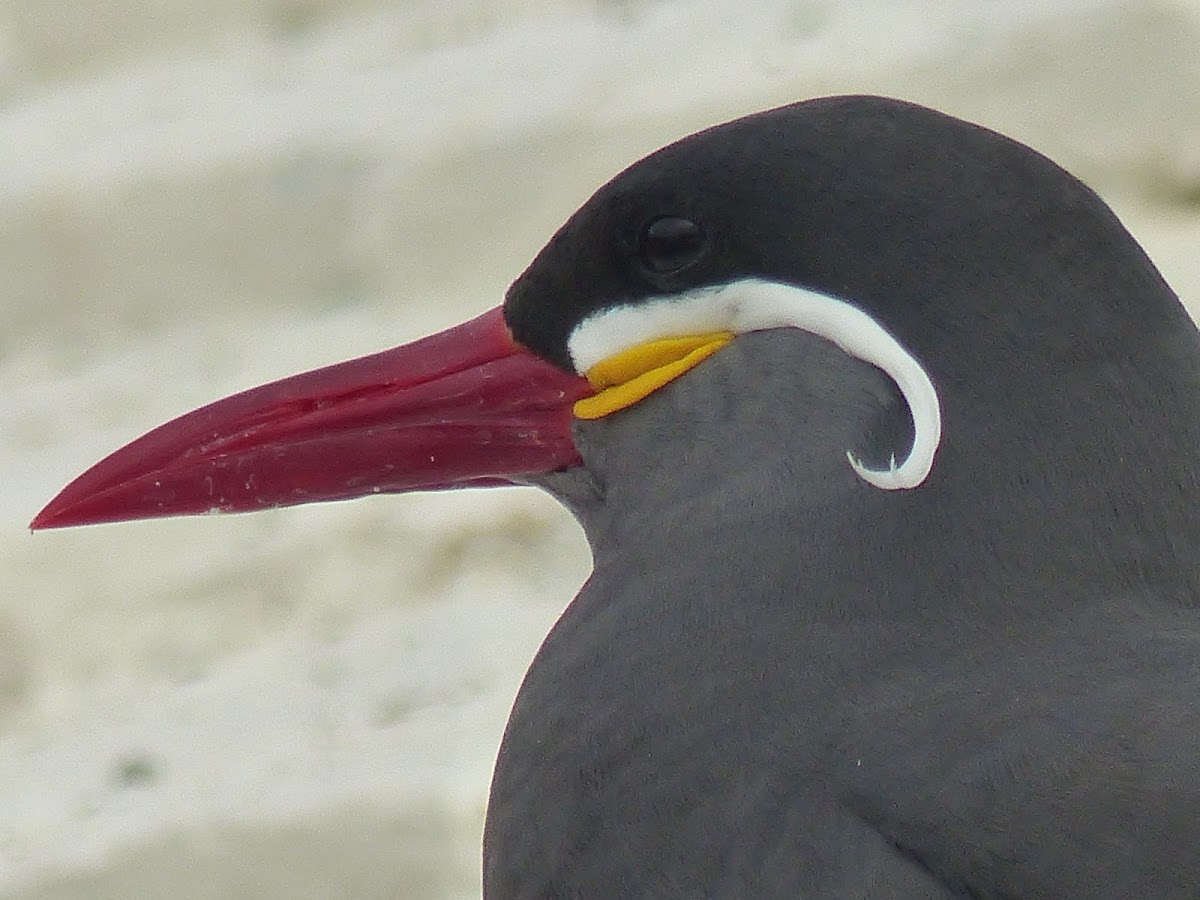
[3,1,1200,897]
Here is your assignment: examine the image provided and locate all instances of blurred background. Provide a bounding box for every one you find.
[2,1,1199,896]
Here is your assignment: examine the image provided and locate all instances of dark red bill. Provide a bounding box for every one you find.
[31,306,592,530]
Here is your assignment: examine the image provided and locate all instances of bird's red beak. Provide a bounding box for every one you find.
[31,307,592,530]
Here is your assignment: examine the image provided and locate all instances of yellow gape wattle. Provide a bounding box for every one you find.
[573,332,734,420]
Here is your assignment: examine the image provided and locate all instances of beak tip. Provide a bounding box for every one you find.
[29,509,60,531]
[30,483,120,531]
[29,498,78,531]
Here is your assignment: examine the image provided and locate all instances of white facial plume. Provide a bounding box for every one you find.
[568,279,942,490]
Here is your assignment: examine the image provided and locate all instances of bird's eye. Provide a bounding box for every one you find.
[638,216,707,274]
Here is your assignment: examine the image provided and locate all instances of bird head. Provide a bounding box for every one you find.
[32,96,1189,543]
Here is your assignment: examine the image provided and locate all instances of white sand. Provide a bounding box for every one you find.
[3,1,1200,896]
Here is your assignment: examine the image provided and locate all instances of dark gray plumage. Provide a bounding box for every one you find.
[486,97,1200,897]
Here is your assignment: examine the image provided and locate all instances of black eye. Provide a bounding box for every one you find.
[638,216,707,274]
